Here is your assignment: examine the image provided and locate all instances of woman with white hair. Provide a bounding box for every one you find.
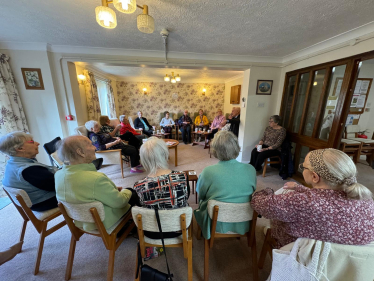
[85,120,143,174]
[194,131,257,239]
[251,148,374,249]
[0,131,57,211]
[133,137,190,238]
[119,114,146,142]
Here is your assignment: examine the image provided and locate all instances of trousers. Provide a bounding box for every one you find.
[180,126,191,143]
[249,145,280,171]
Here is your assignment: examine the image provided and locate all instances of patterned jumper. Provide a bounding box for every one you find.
[251,185,374,248]
[260,126,286,150]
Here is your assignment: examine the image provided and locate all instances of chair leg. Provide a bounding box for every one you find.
[34,224,47,275]
[204,239,209,281]
[135,248,140,281]
[121,158,124,178]
[187,240,193,281]
[65,235,77,281]
[19,220,27,251]
[262,160,268,177]
[107,249,116,281]
[251,235,259,281]
[258,229,271,269]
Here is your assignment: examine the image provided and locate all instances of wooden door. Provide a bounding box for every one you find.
[230,85,241,104]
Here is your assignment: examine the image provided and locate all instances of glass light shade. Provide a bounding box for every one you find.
[176,74,181,82]
[171,78,176,83]
[143,88,147,92]
[203,88,207,92]
[164,74,170,82]
[95,6,117,29]
[137,14,155,34]
[113,0,136,14]
[77,74,86,81]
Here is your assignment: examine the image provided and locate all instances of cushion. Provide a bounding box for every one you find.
[33,207,61,221]
[341,139,361,144]
[51,151,63,168]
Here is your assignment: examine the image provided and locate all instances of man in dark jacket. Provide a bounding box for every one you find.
[227,107,240,137]
[178,109,192,144]
[134,111,154,137]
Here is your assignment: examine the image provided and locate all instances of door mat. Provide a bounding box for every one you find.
[0,197,11,210]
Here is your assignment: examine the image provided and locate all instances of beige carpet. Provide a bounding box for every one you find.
[1,143,372,281]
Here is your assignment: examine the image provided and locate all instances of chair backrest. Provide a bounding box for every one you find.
[50,152,64,168]
[128,116,137,129]
[207,200,254,223]
[3,186,32,208]
[43,137,62,166]
[59,201,105,223]
[110,118,120,127]
[75,125,89,137]
[131,206,192,232]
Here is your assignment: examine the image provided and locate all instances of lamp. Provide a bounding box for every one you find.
[171,72,176,84]
[137,5,154,34]
[175,74,181,82]
[113,0,136,14]
[202,88,207,95]
[164,74,170,82]
[143,87,147,94]
[95,3,117,29]
[77,74,86,85]
[163,72,181,83]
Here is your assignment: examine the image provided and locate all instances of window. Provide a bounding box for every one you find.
[96,80,110,116]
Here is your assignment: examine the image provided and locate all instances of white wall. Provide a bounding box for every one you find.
[224,76,243,115]
[0,49,64,165]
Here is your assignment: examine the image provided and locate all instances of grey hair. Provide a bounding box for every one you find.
[119,115,126,122]
[211,131,240,161]
[140,137,169,175]
[270,115,281,125]
[321,149,372,200]
[0,131,33,156]
[56,136,89,164]
[85,120,99,132]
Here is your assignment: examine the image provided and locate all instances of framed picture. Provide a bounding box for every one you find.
[21,68,44,90]
[256,80,273,95]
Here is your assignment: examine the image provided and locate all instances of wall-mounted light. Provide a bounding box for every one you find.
[202,88,207,95]
[313,82,317,86]
[143,87,147,94]
[77,74,86,85]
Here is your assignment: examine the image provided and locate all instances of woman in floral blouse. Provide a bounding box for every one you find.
[251,148,374,248]
[249,115,286,171]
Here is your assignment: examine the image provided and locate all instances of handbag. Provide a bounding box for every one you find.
[136,208,173,281]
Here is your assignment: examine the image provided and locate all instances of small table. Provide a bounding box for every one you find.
[184,170,198,204]
[192,131,210,149]
[164,139,179,166]
[152,133,170,139]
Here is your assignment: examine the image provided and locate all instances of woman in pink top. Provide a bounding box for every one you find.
[251,148,374,248]
[207,109,226,141]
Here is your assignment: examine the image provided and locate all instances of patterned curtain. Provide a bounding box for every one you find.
[0,54,29,196]
[106,80,117,119]
[83,70,101,121]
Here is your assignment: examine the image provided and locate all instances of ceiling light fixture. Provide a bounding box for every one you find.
[95,0,154,33]
[164,71,181,83]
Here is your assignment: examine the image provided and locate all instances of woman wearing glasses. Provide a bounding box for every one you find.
[249,115,286,171]
[0,131,58,211]
[251,148,374,248]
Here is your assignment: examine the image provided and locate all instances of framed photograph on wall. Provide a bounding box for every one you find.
[21,68,45,90]
[256,80,273,95]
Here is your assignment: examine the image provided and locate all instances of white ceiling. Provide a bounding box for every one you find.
[1,0,374,57]
[79,62,243,83]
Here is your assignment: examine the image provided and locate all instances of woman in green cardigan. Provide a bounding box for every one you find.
[194,131,256,239]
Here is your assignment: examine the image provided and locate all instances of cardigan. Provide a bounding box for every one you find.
[194,159,256,239]
[160,117,175,127]
[55,163,132,231]
[260,126,287,151]
[251,185,374,248]
[120,123,140,135]
[194,115,209,126]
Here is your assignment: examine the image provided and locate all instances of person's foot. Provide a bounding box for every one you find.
[130,168,144,173]
[136,164,143,168]
[184,141,187,145]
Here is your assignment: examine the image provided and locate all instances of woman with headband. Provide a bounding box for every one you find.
[251,148,374,248]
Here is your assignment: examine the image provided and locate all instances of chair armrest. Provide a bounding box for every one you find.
[96,149,122,153]
[135,129,142,135]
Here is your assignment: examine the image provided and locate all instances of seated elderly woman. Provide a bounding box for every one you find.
[133,137,190,239]
[249,115,286,171]
[119,114,146,142]
[194,109,209,131]
[194,131,256,239]
[99,115,141,149]
[0,132,58,212]
[251,148,374,249]
[159,111,175,135]
[55,135,138,232]
[85,120,143,174]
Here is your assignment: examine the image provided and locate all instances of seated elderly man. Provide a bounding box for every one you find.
[85,120,143,174]
[55,135,138,232]
[0,131,58,211]
[134,111,154,137]
[227,107,241,137]
[178,109,192,144]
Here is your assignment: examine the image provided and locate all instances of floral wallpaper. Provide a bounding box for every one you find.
[116,82,225,126]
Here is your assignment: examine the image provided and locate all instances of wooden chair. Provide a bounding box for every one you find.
[203,200,258,281]
[258,227,277,269]
[58,201,135,281]
[262,156,281,177]
[3,186,66,275]
[340,139,362,163]
[43,136,62,167]
[345,125,374,165]
[132,206,193,281]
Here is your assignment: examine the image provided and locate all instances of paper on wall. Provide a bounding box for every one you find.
[346,115,354,125]
[356,95,366,108]
[360,80,370,94]
[354,80,362,94]
[351,94,360,107]
[327,99,337,107]
[335,79,343,95]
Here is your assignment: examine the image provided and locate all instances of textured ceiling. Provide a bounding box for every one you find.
[1,0,374,56]
[80,63,243,83]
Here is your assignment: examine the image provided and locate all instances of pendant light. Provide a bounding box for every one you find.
[95,5,117,29]
[164,74,170,82]
[175,74,181,82]
[137,5,154,34]
[113,0,137,14]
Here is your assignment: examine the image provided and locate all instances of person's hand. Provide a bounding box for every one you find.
[113,139,121,145]
[116,124,122,129]
[283,182,298,190]
[255,144,259,148]
[117,187,123,191]
[183,122,187,124]
[138,128,143,131]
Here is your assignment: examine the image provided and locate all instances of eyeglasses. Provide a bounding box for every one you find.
[299,163,310,172]
[26,140,35,144]
[269,120,274,123]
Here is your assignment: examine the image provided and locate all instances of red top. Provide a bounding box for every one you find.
[251,185,374,248]
[120,123,140,135]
